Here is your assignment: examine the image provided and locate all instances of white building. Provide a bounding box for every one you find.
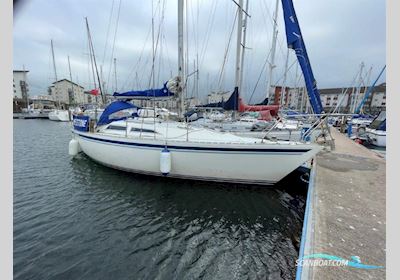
[264,82,385,114]
[48,79,86,106]
[13,70,29,99]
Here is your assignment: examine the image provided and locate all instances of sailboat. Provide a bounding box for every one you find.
[48,39,71,122]
[69,0,322,185]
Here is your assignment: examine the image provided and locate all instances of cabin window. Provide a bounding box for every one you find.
[106,125,126,131]
[131,128,156,133]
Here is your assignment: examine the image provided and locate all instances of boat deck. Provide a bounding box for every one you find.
[298,128,385,279]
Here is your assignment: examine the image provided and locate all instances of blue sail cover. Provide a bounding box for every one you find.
[281,0,323,114]
[113,82,173,99]
[97,101,139,126]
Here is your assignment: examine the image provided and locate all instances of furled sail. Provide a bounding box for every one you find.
[113,77,181,100]
[281,0,323,114]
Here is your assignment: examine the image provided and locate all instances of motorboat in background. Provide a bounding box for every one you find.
[366,111,386,147]
[48,109,71,122]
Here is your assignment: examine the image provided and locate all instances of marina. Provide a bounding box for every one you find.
[12,0,387,279]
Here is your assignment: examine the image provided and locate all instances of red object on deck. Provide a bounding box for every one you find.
[238,97,280,116]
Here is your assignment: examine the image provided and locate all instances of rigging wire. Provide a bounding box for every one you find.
[248,50,271,104]
[105,0,122,95]
[216,10,238,91]
[101,0,116,67]
[199,0,218,69]
[121,25,152,90]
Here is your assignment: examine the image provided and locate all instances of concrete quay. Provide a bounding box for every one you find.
[297,128,385,280]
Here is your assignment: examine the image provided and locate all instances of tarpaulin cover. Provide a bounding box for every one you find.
[97,101,139,126]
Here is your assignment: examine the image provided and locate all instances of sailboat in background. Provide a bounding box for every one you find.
[48,39,71,122]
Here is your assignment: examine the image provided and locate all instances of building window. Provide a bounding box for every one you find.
[383,95,386,99]
[381,102,386,106]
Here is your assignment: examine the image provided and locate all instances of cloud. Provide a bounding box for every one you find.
[13,0,386,102]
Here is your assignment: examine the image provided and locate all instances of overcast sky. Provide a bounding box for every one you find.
[13,0,386,103]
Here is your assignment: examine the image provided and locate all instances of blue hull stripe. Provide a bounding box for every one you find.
[76,132,311,154]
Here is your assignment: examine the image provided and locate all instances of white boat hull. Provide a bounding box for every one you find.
[366,128,386,147]
[73,130,321,185]
[48,110,71,122]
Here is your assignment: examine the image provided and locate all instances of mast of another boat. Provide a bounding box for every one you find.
[67,56,74,108]
[85,17,105,121]
[351,62,365,113]
[178,0,185,119]
[22,64,29,111]
[281,48,290,107]
[266,0,279,104]
[234,0,244,119]
[239,0,249,95]
[50,39,60,109]
[113,58,118,93]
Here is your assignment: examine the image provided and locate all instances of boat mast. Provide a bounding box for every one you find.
[50,39,61,109]
[352,62,364,113]
[239,0,249,95]
[113,58,118,93]
[178,0,185,118]
[266,0,279,104]
[85,17,106,105]
[281,48,290,107]
[67,56,74,106]
[234,0,244,92]
[23,64,29,110]
[355,65,386,114]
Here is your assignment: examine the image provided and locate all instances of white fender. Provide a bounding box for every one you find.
[160,147,171,175]
[69,139,80,156]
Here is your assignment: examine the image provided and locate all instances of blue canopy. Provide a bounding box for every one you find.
[281,0,323,114]
[113,82,173,99]
[97,101,139,126]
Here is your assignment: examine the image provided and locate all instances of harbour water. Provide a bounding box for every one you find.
[14,119,306,279]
